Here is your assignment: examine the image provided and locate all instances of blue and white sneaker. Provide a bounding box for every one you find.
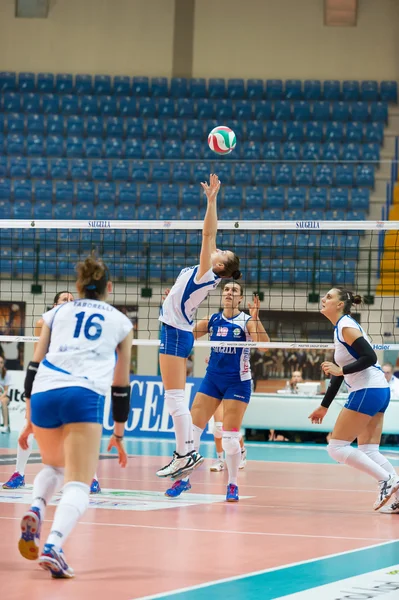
[18,507,41,560]
[226,483,239,502]
[39,544,74,579]
[3,472,25,489]
[165,479,191,498]
[90,478,101,494]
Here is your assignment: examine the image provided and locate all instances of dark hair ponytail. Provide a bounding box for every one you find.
[76,253,109,299]
[336,288,362,314]
[216,252,241,279]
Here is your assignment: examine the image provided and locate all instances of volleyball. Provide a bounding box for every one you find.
[208,126,236,155]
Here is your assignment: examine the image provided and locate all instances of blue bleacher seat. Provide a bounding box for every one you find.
[105,116,124,137]
[302,142,321,160]
[282,142,301,160]
[66,115,84,136]
[192,161,211,184]
[119,182,137,204]
[94,75,112,95]
[234,163,252,185]
[342,80,359,101]
[171,78,188,98]
[7,113,25,133]
[54,202,73,219]
[157,97,174,118]
[245,186,264,206]
[325,122,344,142]
[37,73,54,93]
[56,74,73,94]
[361,80,379,102]
[13,199,33,219]
[274,101,291,121]
[41,93,58,114]
[285,79,302,100]
[342,142,361,162]
[254,100,273,120]
[0,179,11,199]
[27,114,45,134]
[160,184,179,206]
[22,93,41,117]
[61,94,79,115]
[137,204,157,219]
[146,118,163,139]
[308,187,327,208]
[304,80,322,100]
[332,102,350,122]
[35,180,53,201]
[295,164,313,185]
[130,77,148,97]
[9,157,28,178]
[138,97,156,118]
[163,140,180,160]
[222,185,243,207]
[315,164,333,185]
[286,121,304,142]
[370,102,388,123]
[144,139,162,159]
[111,159,129,180]
[118,96,136,117]
[254,164,273,185]
[322,142,340,161]
[46,135,64,157]
[95,202,115,219]
[3,92,21,112]
[125,117,144,138]
[0,156,6,177]
[151,77,168,97]
[351,102,369,122]
[34,200,52,219]
[71,158,89,180]
[227,78,245,99]
[219,207,239,220]
[215,99,233,120]
[195,99,213,120]
[242,141,261,159]
[275,164,293,185]
[77,182,95,203]
[0,72,16,92]
[364,123,384,144]
[182,185,200,206]
[234,100,252,120]
[0,115,4,134]
[97,182,116,203]
[247,121,264,141]
[287,187,306,209]
[380,81,397,103]
[211,162,232,185]
[66,136,84,157]
[362,143,380,162]
[189,78,207,98]
[266,79,283,100]
[330,188,349,209]
[84,116,102,137]
[125,139,142,159]
[47,115,64,135]
[266,187,285,209]
[247,79,264,100]
[312,101,329,122]
[179,206,199,220]
[186,119,204,139]
[104,137,123,158]
[266,121,284,141]
[323,80,340,101]
[171,161,191,183]
[262,141,281,160]
[208,78,226,98]
[7,134,24,155]
[99,95,117,116]
[80,95,98,116]
[325,209,345,221]
[55,181,74,202]
[351,188,370,210]
[164,119,184,140]
[75,75,93,95]
[14,180,33,201]
[293,101,311,121]
[346,122,363,143]
[242,207,262,220]
[305,121,323,142]
[92,159,109,180]
[152,161,170,182]
[183,139,202,159]
[131,160,150,182]
[356,164,374,187]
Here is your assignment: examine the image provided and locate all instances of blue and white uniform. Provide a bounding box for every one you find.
[159,265,220,358]
[199,311,252,404]
[335,315,389,416]
[31,299,133,428]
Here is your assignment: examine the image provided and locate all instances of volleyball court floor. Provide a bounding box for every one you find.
[1,435,399,600]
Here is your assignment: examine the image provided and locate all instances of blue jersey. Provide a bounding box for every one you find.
[206,311,252,381]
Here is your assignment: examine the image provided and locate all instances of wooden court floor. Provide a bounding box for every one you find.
[1,437,399,600]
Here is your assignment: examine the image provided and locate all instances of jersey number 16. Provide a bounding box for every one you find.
[73,312,105,341]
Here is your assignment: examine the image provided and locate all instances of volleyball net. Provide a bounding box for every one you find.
[0,219,399,355]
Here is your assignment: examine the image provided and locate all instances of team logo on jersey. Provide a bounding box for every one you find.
[209,327,213,336]
[233,328,241,337]
[217,326,228,337]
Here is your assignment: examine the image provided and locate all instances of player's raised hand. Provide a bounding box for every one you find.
[201,174,221,202]
[248,293,261,320]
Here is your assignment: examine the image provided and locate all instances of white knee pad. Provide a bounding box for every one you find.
[165,389,187,418]
[213,421,223,439]
[327,439,353,464]
[222,431,241,456]
[358,443,378,457]
[61,481,90,517]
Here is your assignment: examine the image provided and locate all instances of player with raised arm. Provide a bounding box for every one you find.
[309,288,399,511]
[157,174,241,480]
[17,255,133,578]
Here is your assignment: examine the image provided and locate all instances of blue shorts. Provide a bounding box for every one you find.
[31,386,105,429]
[198,373,252,404]
[159,324,194,359]
[344,387,390,417]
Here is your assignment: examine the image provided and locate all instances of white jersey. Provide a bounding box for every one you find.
[32,300,133,396]
[334,315,387,392]
[387,375,399,399]
[159,265,221,332]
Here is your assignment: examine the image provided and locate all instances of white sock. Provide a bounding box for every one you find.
[46,481,90,550]
[217,452,224,460]
[31,465,64,519]
[16,434,34,476]
[358,444,397,476]
[222,431,241,486]
[192,424,203,453]
[165,389,193,455]
[328,440,391,482]
[93,472,98,480]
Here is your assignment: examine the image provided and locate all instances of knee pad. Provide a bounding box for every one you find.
[222,431,241,456]
[327,439,353,464]
[165,389,187,418]
[213,421,223,439]
[358,443,379,457]
[61,481,90,517]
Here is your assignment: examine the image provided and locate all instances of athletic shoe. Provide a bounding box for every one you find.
[18,507,41,560]
[39,544,74,579]
[379,499,399,514]
[0,425,10,433]
[374,474,399,510]
[90,478,101,494]
[210,459,225,472]
[156,450,204,479]
[239,447,247,470]
[165,479,191,498]
[226,483,239,502]
[3,472,25,489]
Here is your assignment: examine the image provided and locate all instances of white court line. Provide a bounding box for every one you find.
[0,515,393,542]
[131,539,399,600]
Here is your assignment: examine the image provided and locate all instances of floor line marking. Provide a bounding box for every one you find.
[131,539,399,600]
[0,516,393,542]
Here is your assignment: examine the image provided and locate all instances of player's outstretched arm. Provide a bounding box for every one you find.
[193,317,210,340]
[198,174,220,280]
[246,294,270,349]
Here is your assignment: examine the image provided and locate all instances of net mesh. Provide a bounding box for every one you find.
[0,219,398,352]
